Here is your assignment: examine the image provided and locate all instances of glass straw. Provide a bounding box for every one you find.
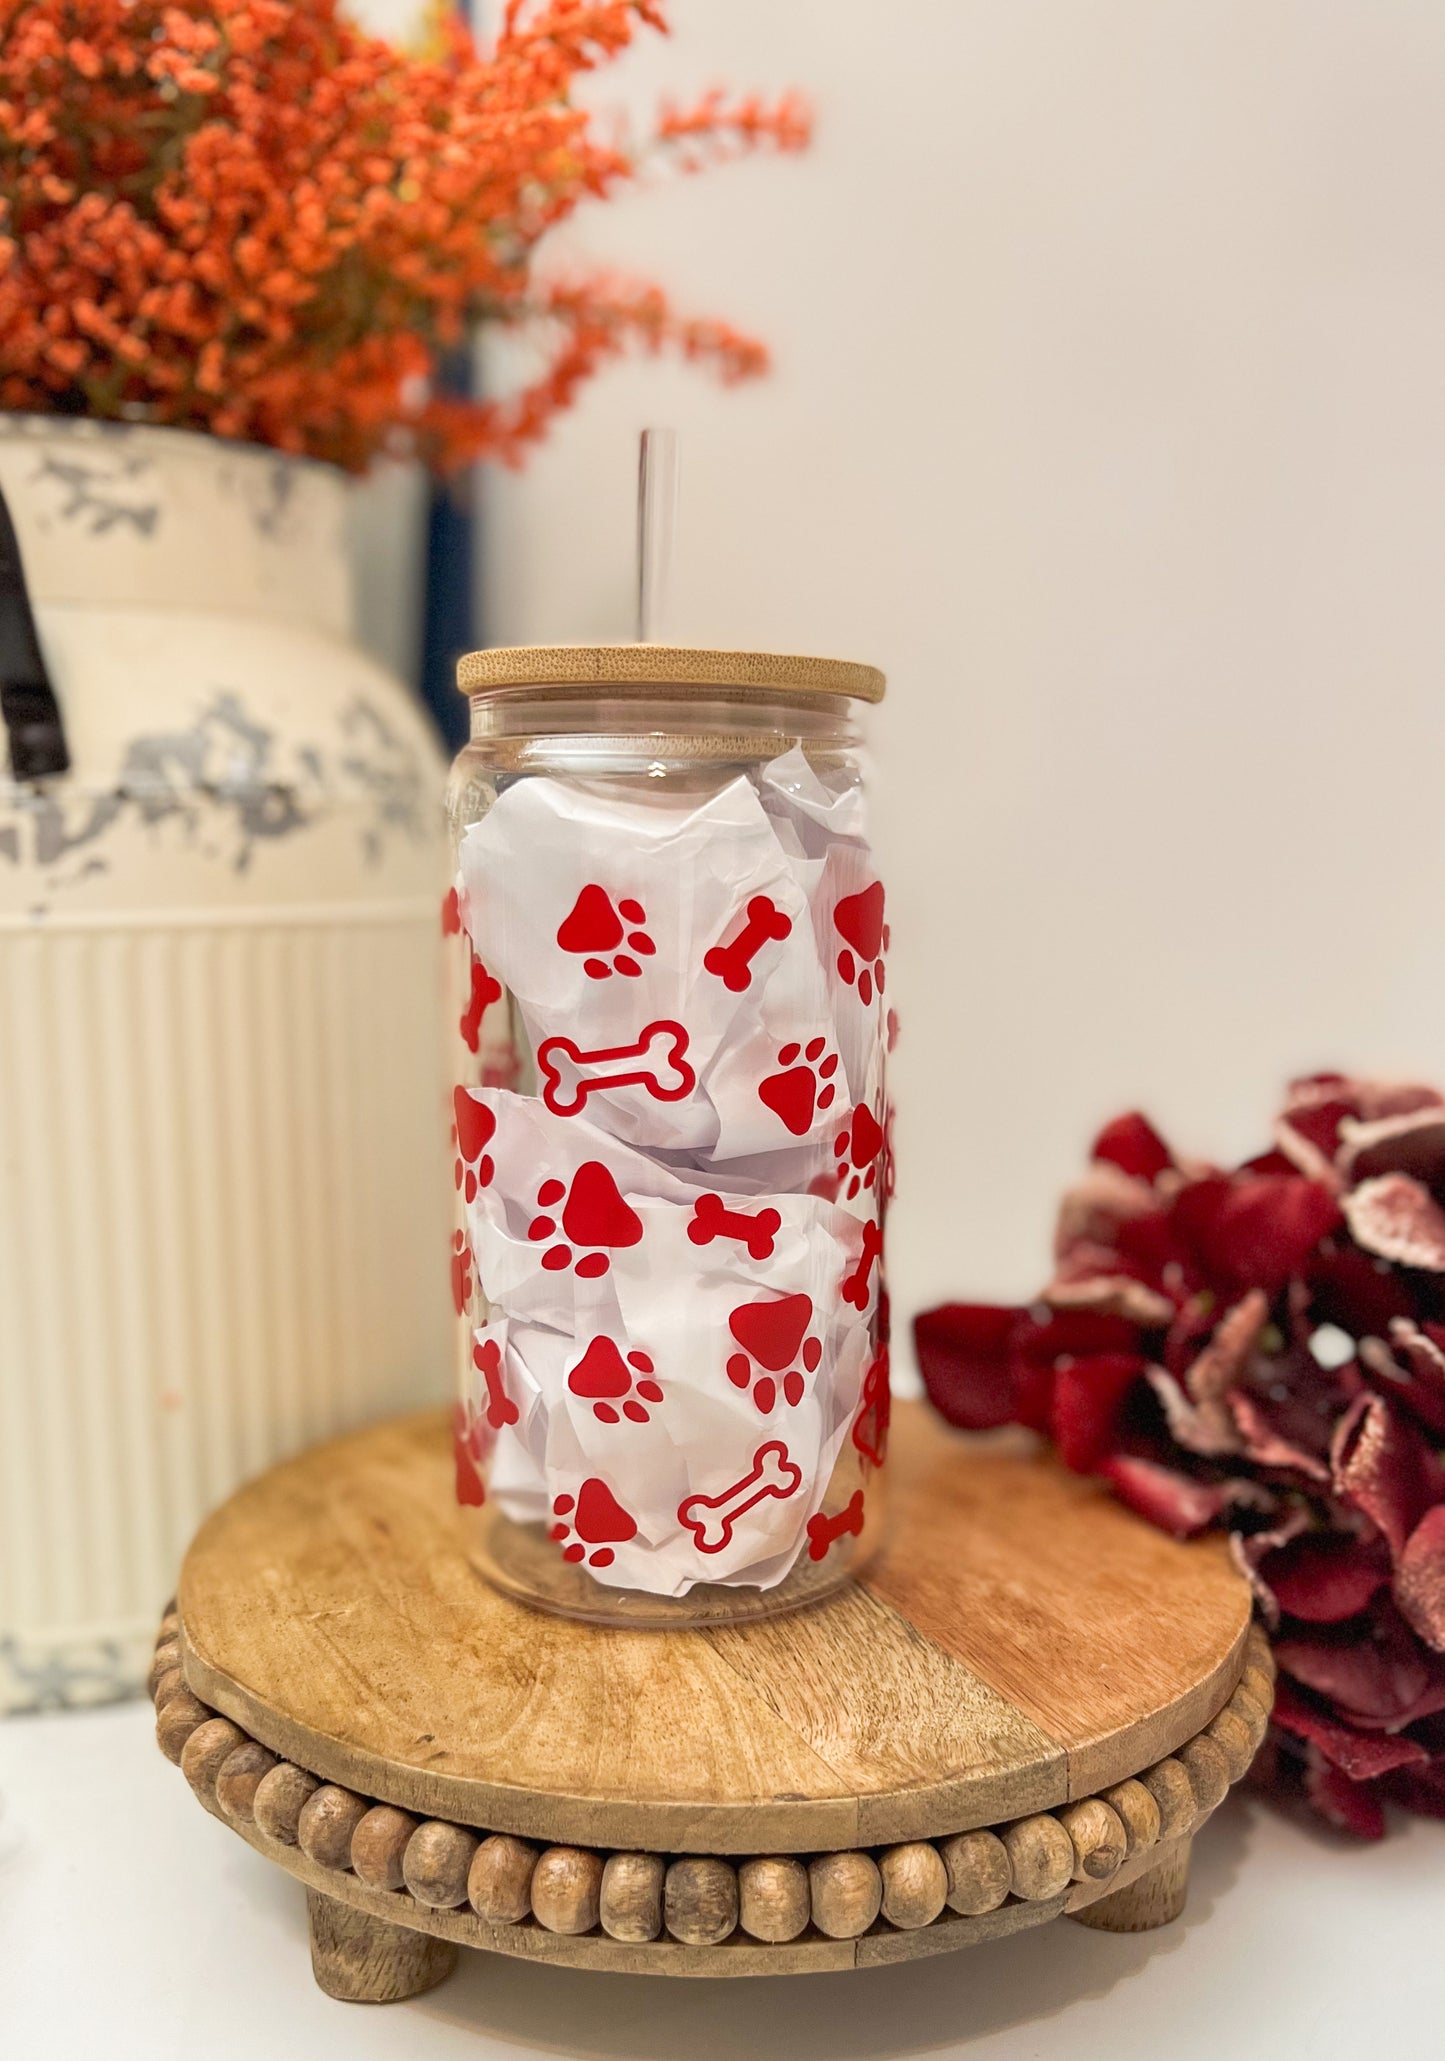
[635,427,679,642]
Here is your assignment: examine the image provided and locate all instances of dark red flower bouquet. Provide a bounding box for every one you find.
[915,1074,1445,1838]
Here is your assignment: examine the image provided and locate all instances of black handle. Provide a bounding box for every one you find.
[0,478,68,780]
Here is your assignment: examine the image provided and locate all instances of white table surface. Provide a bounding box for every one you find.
[2,1701,1439,2059]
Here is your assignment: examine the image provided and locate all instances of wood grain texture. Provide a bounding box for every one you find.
[866,1411,1251,1797]
[178,1404,1249,1853]
[306,1890,457,2002]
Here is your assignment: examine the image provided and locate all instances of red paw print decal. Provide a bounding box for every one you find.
[450,1230,473,1316]
[833,882,888,1005]
[758,1037,839,1136]
[567,1336,664,1423]
[550,1478,638,1567]
[441,885,462,937]
[528,1161,642,1278]
[460,950,502,1053]
[453,1402,486,1508]
[852,1345,891,1468]
[727,1293,821,1413]
[833,1103,885,1200]
[557,884,656,980]
[453,1087,496,1202]
[473,1335,519,1429]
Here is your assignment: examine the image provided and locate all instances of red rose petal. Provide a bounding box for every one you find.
[1303,1755,1388,1839]
[1043,1257,1175,1327]
[1395,1505,1445,1653]
[1053,1162,1159,1257]
[1019,1309,1144,1360]
[1097,1453,1231,1537]
[1275,1100,1352,1187]
[1332,1393,1436,1559]
[914,1303,1023,1431]
[1230,1509,1312,1624]
[1269,1678,1429,1778]
[1367,1320,1445,1438]
[1342,1174,1445,1272]
[1090,1111,1174,1182]
[1113,1208,1194,1293]
[1275,1626,1428,1723]
[1338,1106,1445,1187]
[1229,1389,1333,1483]
[1172,1173,1342,1297]
[1306,1244,1415,1342]
[1187,1288,1270,1404]
[1261,1530,1391,1624]
[1386,1761,1445,1819]
[1148,1364,1245,1457]
[1050,1352,1146,1472]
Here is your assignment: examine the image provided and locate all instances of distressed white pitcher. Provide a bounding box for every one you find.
[0,418,451,1711]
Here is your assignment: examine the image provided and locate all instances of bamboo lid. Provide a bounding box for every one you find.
[455,644,886,704]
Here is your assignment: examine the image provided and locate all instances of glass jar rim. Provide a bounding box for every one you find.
[455,643,886,705]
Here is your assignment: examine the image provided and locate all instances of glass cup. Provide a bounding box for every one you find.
[447,646,890,1625]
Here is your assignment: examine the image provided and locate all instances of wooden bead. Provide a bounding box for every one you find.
[1140,1757,1196,1842]
[402,1822,478,1910]
[215,1740,277,1823]
[1000,1814,1073,1902]
[180,1717,247,1803]
[1244,1622,1276,1681]
[351,1806,419,1891]
[879,1842,948,1929]
[1070,1837,1192,1933]
[297,1785,371,1871]
[1058,1798,1127,1882]
[940,1828,1011,1915]
[664,1856,739,1946]
[1177,1734,1230,1816]
[1230,1684,1269,1749]
[1206,1707,1255,1782]
[738,1856,810,1943]
[1101,1779,1161,1858]
[157,1607,180,1641]
[155,1688,210,1764]
[599,1852,664,1943]
[809,1851,882,1939]
[152,1667,186,1714]
[252,1763,319,1846]
[469,1835,540,1926]
[147,1641,181,1699]
[530,1847,604,1935]
[1240,1663,1273,1712]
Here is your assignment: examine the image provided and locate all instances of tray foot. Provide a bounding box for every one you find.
[307,1889,458,2002]
[1067,1839,1191,1934]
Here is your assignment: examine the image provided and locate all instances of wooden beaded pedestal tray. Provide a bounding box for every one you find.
[152,1402,1274,2003]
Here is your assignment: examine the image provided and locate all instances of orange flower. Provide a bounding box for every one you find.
[0,0,810,470]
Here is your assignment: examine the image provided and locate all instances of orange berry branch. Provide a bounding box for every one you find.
[0,0,810,471]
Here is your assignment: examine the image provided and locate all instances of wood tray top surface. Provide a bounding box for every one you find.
[178,1402,1250,1853]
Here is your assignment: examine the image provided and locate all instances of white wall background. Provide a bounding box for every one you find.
[477,1,1445,1367]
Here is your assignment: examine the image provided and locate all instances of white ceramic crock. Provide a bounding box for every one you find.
[0,418,451,1710]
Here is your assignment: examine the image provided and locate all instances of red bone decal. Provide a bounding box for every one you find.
[473,1336,519,1429]
[703,895,792,992]
[687,1193,781,1261]
[806,1489,865,1562]
[842,1218,883,1312]
[536,1020,694,1118]
[678,1440,803,1554]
